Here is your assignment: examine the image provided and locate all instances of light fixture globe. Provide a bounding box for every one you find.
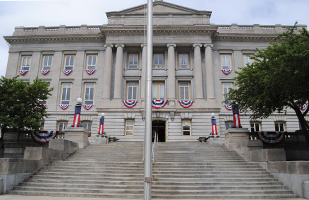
[77,97,82,104]
[101,113,105,117]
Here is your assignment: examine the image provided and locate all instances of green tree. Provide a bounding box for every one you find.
[0,76,53,141]
[226,26,309,143]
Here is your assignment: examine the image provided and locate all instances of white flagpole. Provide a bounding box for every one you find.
[144,0,153,199]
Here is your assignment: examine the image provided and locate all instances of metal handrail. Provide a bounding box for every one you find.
[152,132,158,163]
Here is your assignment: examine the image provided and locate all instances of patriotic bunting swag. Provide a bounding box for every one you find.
[31,130,58,145]
[63,69,73,75]
[83,104,93,110]
[41,70,50,75]
[179,100,194,108]
[123,100,138,108]
[73,104,82,127]
[19,70,28,76]
[211,118,218,136]
[152,99,168,109]
[232,105,242,128]
[222,69,232,75]
[59,104,69,110]
[257,131,285,145]
[299,104,308,112]
[86,69,96,75]
[98,116,104,135]
[224,104,233,111]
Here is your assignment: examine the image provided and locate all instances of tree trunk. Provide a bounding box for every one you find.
[294,108,309,144]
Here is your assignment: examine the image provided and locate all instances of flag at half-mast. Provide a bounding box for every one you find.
[98,117,104,135]
[72,105,81,127]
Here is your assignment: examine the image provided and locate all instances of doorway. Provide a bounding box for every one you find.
[152,120,166,142]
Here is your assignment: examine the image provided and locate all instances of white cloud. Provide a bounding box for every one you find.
[0,0,308,77]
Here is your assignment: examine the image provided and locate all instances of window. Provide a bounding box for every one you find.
[250,122,261,132]
[20,56,31,70]
[42,55,53,70]
[152,82,165,100]
[125,119,134,136]
[220,54,232,70]
[153,53,164,69]
[61,83,72,104]
[84,83,95,104]
[87,55,97,70]
[64,55,75,70]
[127,82,138,101]
[57,121,68,131]
[128,53,139,69]
[182,119,191,135]
[178,53,189,69]
[275,122,285,132]
[82,121,92,132]
[222,83,233,105]
[244,54,254,66]
[225,121,234,130]
[179,82,191,101]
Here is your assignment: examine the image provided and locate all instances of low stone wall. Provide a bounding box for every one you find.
[0,139,78,194]
[224,128,309,198]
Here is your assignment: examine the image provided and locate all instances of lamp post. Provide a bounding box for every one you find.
[211,113,218,136]
[98,113,105,136]
[72,97,82,127]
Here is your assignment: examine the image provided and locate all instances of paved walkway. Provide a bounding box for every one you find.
[0,195,305,200]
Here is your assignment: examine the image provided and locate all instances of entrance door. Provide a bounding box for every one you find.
[152,120,166,142]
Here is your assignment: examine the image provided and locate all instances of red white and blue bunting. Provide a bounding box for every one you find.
[211,118,218,136]
[257,131,285,145]
[83,104,93,110]
[63,69,72,76]
[152,99,168,109]
[19,70,29,76]
[72,105,81,127]
[224,104,233,110]
[31,130,58,145]
[59,104,69,110]
[179,100,194,108]
[299,104,308,112]
[86,69,96,75]
[222,69,232,75]
[41,70,50,75]
[123,100,138,108]
[98,117,104,135]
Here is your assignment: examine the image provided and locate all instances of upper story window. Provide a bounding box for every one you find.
[152,82,165,100]
[220,54,232,70]
[222,82,233,104]
[178,53,190,69]
[87,54,97,70]
[179,82,191,101]
[244,54,254,67]
[20,56,31,71]
[275,121,286,132]
[127,82,138,101]
[153,53,164,69]
[61,83,72,104]
[42,55,53,71]
[128,53,139,69]
[84,83,95,104]
[64,55,75,71]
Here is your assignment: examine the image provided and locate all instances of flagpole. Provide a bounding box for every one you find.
[144,0,153,199]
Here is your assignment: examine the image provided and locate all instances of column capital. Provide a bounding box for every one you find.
[204,44,213,48]
[167,44,176,48]
[115,44,124,48]
[141,44,147,48]
[104,44,114,48]
[193,43,202,48]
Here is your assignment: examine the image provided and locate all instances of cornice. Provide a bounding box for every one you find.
[4,34,105,44]
[214,33,277,42]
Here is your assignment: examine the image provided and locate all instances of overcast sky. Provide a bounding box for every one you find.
[0,0,308,77]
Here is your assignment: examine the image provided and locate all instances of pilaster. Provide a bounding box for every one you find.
[167,44,176,106]
[193,44,205,107]
[114,44,124,100]
[102,44,113,102]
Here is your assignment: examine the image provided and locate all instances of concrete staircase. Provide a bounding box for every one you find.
[10,141,298,199]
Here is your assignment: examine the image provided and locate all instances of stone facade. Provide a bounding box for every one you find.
[4,1,308,142]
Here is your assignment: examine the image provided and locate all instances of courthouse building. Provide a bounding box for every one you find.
[4,0,307,142]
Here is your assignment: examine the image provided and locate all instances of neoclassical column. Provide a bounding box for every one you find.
[204,44,215,99]
[102,44,113,100]
[141,44,147,102]
[193,44,203,100]
[167,44,176,102]
[114,44,124,99]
